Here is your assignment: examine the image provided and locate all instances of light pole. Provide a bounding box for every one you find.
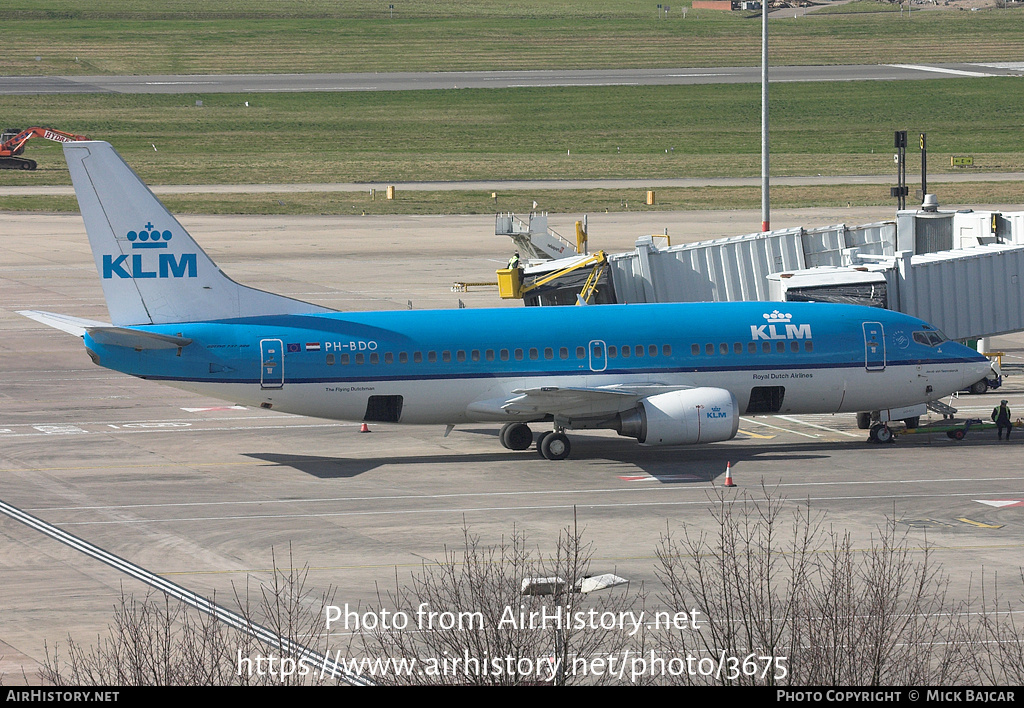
[761,2,770,232]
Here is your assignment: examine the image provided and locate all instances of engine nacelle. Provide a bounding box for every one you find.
[617,387,740,446]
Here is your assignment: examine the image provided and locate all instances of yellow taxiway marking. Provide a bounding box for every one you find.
[957,517,1004,529]
[737,429,776,440]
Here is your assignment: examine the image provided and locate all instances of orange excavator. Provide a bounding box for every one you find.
[0,127,89,170]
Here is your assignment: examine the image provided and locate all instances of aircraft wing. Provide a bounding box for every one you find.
[469,382,695,420]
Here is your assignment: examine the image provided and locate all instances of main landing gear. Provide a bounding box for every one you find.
[499,423,571,460]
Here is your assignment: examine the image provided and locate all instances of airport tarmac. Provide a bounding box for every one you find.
[2,207,1024,685]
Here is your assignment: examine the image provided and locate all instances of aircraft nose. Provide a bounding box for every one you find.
[965,358,994,388]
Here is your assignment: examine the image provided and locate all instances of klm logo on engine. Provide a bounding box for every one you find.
[102,222,197,279]
[705,406,727,419]
[750,310,812,341]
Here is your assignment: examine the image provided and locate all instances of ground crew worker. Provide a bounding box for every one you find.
[992,399,1012,441]
[507,251,520,271]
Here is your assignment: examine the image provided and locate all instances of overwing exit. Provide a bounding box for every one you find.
[19,141,992,460]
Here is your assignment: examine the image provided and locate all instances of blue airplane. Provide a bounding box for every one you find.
[19,141,992,459]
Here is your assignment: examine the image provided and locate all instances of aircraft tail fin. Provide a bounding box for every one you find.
[63,141,333,326]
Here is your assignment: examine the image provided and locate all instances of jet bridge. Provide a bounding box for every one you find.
[506,206,1024,343]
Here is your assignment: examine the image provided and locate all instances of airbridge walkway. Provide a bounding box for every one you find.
[517,205,1024,344]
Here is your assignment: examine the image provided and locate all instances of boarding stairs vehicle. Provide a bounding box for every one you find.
[495,212,582,261]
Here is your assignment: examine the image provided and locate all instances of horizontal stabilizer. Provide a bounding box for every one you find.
[17,310,111,337]
[86,327,193,350]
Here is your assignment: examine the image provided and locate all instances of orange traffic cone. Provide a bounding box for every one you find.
[723,461,736,487]
[359,422,371,433]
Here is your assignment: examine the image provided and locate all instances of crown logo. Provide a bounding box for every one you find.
[127,222,172,249]
[763,310,792,323]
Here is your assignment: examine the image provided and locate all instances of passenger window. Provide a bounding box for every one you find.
[326,354,335,365]
[514,349,524,360]
[691,344,700,355]
[471,350,480,362]
[399,352,408,363]
[576,346,586,359]
[622,346,631,358]
[804,341,813,352]
[341,353,350,365]
[528,348,538,360]
[748,342,757,353]
[706,343,714,355]
[544,347,553,360]
[762,342,771,353]
[648,344,657,357]
[456,350,466,362]
[442,351,452,362]
[790,341,799,352]
[560,347,570,359]
[719,343,728,355]
[384,352,394,364]
[370,353,379,364]
[486,349,495,361]
[635,345,644,357]
[428,351,437,363]
[413,351,422,363]
[356,353,365,364]
[733,342,743,354]
[592,344,603,358]
[500,349,509,361]
[776,341,785,353]
[662,344,671,357]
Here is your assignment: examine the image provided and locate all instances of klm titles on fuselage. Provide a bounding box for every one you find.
[750,311,812,341]
[102,222,197,279]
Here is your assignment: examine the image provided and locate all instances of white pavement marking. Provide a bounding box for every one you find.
[52,489,1024,526]
[741,417,820,438]
[773,415,861,438]
[976,500,1024,508]
[887,64,997,78]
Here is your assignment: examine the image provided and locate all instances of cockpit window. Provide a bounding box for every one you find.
[913,330,945,347]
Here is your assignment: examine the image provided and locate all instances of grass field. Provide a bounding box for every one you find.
[4,1,1024,76]
[1,78,1021,187]
[2,181,1020,216]
[3,1,1023,212]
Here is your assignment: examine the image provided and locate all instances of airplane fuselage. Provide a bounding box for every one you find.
[82,301,989,427]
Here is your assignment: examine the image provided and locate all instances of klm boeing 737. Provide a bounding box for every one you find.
[19,142,992,459]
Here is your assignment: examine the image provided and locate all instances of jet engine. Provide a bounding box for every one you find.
[616,387,740,446]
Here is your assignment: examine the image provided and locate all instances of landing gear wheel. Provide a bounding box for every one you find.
[540,432,571,460]
[856,412,872,430]
[536,431,552,457]
[969,379,989,395]
[902,416,920,429]
[871,424,894,444]
[500,422,533,451]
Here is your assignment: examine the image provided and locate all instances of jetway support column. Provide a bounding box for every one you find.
[895,250,915,317]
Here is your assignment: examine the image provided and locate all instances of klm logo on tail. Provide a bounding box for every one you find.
[102,221,197,279]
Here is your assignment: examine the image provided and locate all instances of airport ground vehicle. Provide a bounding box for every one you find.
[0,127,88,170]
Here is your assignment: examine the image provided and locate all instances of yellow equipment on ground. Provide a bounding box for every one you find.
[497,251,607,303]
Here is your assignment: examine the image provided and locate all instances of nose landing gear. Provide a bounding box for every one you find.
[868,423,894,444]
